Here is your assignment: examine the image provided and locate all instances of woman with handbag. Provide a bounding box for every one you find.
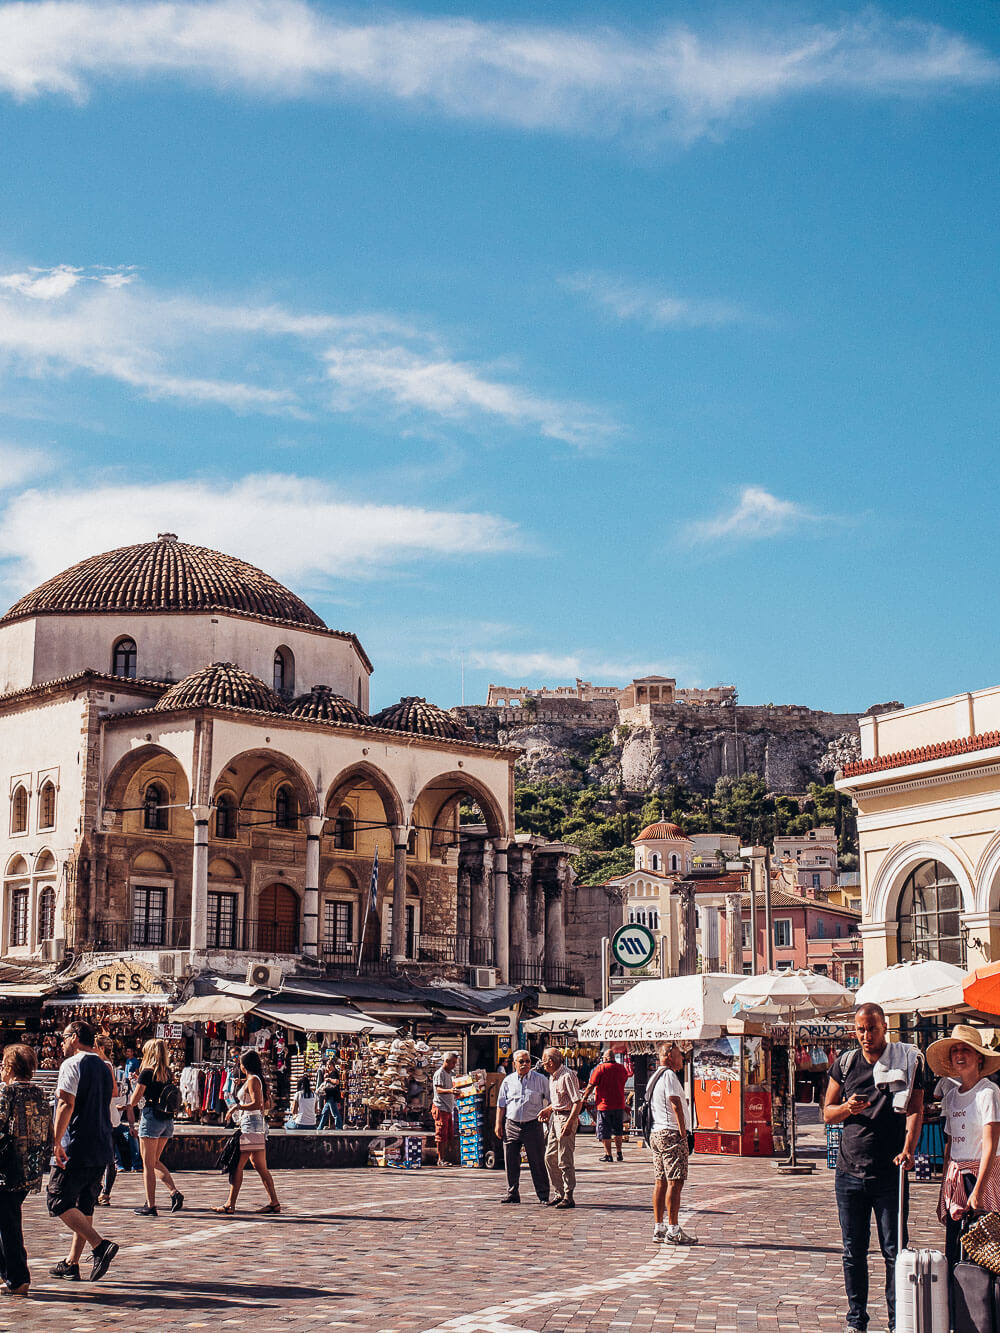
[0,1043,53,1295]
[213,1050,281,1215]
[928,1024,1000,1265]
[127,1039,183,1217]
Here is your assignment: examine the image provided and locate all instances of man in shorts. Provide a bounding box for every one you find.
[583,1046,629,1161]
[648,1042,697,1244]
[432,1052,459,1166]
[48,1020,119,1282]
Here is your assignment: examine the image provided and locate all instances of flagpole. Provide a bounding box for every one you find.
[357,845,378,976]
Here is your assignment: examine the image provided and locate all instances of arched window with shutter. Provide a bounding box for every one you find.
[333,806,354,851]
[38,781,56,830]
[215,794,237,840]
[143,782,169,832]
[38,886,56,942]
[112,637,137,679]
[274,784,297,830]
[10,786,28,835]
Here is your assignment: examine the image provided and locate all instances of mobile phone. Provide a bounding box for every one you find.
[962,1171,978,1197]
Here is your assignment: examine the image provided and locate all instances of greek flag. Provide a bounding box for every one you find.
[369,846,379,909]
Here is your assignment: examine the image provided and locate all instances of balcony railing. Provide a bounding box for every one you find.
[90,917,190,951]
[509,959,585,993]
[414,934,494,966]
[319,942,396,977]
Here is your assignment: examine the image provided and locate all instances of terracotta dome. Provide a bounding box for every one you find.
[0,533,326,630]
[370,696,470,740]
[288,685,368,725]
[634,821,692,843]
[155,662,286,714]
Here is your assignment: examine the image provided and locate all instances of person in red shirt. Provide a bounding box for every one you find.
[583,1046,631,1162]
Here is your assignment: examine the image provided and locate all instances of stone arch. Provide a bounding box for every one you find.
[4,855,27,877]
[324,762,404,830]
[34,848,56,873]
[104,744,192,816]
[325,864,358,890]
[868,838,976,925]
[208,857,241,881]
[417,770,508,844]
[132,849,172,874]
[213,747,319,822]
[974,832,1000,914]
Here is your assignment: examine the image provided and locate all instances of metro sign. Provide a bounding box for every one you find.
[611,923,657,970]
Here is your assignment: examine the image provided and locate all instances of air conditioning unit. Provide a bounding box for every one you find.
[41,938,64,964]
[157,953,177,976]
[246,963,283,989]
[470,967,497,989]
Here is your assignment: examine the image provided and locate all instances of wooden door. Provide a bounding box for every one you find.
[258,883,299,953]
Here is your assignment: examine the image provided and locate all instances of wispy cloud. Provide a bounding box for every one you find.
[466,649,671,684]
[0,264,610,444]
[0,441,58,491]
[0,473,523,596]
[563,272,744,328]
[681,485,818,543]
[0,4,994,140]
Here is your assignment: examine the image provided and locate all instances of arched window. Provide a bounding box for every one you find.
[897,859,965,966]
[670,854,678,871]
[10,786,28,835]
[651,853,660,871]
[407,828,417,857]
[273,647,294,696]
[215,794,237,840]
[143,782,169,832]
[38,886,56,942]
[333,806,354,851]
[38,781,56,830]
[112,637,137,679]
[274,784,297,830]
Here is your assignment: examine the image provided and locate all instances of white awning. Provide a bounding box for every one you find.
[171,995,259,1022]
[44,994,173,1007]
[252,1002,399,1035]
[523,1010,594,1034]
[576,973,747,1043]
[0,985,56,1000]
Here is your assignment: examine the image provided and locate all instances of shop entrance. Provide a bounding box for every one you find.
[257,883,299,953]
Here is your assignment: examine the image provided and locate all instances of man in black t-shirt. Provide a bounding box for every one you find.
[824,1003,924,1333]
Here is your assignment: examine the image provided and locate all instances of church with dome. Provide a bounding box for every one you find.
[0,534,584,999]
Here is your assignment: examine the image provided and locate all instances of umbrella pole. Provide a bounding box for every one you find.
[776,1015,814,1175]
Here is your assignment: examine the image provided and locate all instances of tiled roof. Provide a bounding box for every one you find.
[0,670,169,706]
[154,662,286,714]
[288,685,369,725]
[634,821,691,843]
[370,696,471,740]
[742,889,861,917]
[841,729,1000,778]
[0,533,327,631]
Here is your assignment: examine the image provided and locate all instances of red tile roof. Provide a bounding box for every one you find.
[841,729,1000,778]
[634,821,691,842]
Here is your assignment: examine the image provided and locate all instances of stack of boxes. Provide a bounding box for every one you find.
[456,1070,487,1167]
[369,1133,424,1169]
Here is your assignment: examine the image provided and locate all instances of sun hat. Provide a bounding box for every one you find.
[927,1024,1000,1078]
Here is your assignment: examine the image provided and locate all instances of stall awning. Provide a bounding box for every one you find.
[171,995,258,1023]
[355,1004,435,1020]
[251,1002,399,1035]
[0,985,55,1000]
[43,994,173,1007]
[523,1010,594,1035]
[576,973,747,1043]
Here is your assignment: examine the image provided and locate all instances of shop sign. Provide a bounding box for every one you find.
[78,960,169,997]
[609,976,641,995]
[470,1018,511,1036]
[156,1023,184,1040]
[496,1034,512,1062]
[611,923,656,970]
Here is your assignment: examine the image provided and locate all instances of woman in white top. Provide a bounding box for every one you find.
[927,1024,1000,1266]
[285,1075,317,1129]
[213,1049,281,1215]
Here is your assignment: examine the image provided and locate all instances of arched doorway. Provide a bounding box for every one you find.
[257,884,299,954]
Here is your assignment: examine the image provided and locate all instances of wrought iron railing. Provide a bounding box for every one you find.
[508,959,585,992]
[413,934,494,966]
[91,917,190,951]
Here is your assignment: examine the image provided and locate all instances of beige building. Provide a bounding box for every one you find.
[836,685,1000,978]
[772,826,839,892]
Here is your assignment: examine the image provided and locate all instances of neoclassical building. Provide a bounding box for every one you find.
[0,534,534,987]
[836,684,1000,978]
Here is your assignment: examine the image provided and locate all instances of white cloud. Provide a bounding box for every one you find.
[563,272,744,328]
[0,264,609,443]
[0,4,993,139]
[681,485,816,543]
[467,649,669,684]
[0,441,58,490]
[0,473,523,595]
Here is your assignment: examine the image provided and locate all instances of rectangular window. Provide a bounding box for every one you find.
[207,891,238,950]
[132,885,167,948]
[323,901,353,956]
[811,873,821,888]
[9,889,28,947]
[741,921,751,948]
[773,918,792,949]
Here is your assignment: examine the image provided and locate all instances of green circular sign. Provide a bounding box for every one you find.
[611,923,657,969]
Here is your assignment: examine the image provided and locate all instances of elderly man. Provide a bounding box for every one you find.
[539,1047,584,1209]
[432,1052,459,1167]
[824,1002,924,1333]
[648,1042,696,1244]
[496,1049,551,1204]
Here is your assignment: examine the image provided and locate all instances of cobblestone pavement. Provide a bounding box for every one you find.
[0,1141,941,1332]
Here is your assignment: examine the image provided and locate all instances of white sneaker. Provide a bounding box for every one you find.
[666,1227,698,1245]
[653,1224,667,1242]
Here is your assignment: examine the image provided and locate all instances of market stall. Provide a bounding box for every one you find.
[42,958,181,1074]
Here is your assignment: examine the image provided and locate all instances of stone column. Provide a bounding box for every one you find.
[470,848,491,944]
[509,860,528,966]
[190,804,211,954]
[674,883,697,975]
[725,893,743,973]
[391,832,407,962]
[493,842,509,980]
[544,881,566,975]
[302,815,324,961]
[703,905,720,972]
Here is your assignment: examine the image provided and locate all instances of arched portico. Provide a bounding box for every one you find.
[866,838,977,973]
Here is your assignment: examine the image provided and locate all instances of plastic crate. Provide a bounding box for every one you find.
[826,1125,842,1169]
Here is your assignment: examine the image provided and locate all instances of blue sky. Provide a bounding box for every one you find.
[0,0,997,715]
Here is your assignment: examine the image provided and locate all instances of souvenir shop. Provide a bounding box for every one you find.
[522,1011,602,1082]
[39,959,180,1074]
[0,985,59,1069]
[793,1019,854,1104]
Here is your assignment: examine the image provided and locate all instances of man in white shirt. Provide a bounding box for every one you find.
[647,1042,697,1245]
[496,1050,551,1204]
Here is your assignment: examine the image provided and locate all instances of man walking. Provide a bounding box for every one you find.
[648,1042,697,1244]
[48,1020,119,1283]
[824,1002,924,1333]
[432,1052,459,1167]
[540,1047,584,1209]
[582,1045,629,1161]
[495,1049,550,1204]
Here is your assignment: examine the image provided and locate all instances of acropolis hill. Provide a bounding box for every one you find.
[452,675,890,796]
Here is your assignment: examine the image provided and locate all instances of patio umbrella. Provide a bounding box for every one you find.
[856,960,968,1016]
[724,970,854,1172]
[963,961,1000,1018]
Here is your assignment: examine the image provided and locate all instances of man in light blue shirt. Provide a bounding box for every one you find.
[496,1049,551,1204]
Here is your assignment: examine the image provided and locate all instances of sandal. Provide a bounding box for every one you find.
[211,1204,236,1214]
[255,1203,281,1214]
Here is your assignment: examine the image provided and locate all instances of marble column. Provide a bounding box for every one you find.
[190,804,211,954]
[544,882,566,976]
[492,842,509,979]
[674,883,697,975]
[391,832,407,962]
[725,893,743,973]
[509,861,528,967]
[302,815,324,961]
[703,905,720,972]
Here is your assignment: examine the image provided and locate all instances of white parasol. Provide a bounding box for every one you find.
[855,960,967,1016]
[724,969,854,1172]
[576,974,746,1044]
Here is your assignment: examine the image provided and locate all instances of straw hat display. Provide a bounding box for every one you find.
[926,1024,1000,1078]
[356,1036,440,1119]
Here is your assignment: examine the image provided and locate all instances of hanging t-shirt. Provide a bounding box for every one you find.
[56,1051,113,1168]
[942,1077,1000,1161]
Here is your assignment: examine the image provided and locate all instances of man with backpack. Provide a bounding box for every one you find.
[644,1042,697,1245]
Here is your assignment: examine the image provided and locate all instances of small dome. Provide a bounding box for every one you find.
[288,685,369,725]
[634,821,692,843]
[155,662,286,714]
[1,533,326,630]
[371,696,470,740]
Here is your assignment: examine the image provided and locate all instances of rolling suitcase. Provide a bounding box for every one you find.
[954,1261,994,1333]
[895,1168,949,1333]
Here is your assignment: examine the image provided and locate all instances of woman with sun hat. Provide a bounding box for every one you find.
[927,1024,1000,1266]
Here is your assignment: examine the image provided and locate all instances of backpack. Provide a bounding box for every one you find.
[639,1067,669,1146]
[156,1079,181,1118]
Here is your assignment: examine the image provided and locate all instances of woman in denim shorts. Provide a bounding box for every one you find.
[127,1039,183,1217]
